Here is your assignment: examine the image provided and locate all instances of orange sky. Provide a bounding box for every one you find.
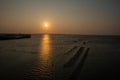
[0,0,120,35]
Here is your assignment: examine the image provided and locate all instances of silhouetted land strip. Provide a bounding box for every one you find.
[0,34,31,40]
[69,48,90,80]
[64,47,84,68]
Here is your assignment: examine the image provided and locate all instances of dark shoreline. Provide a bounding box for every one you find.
[0,34,31,40]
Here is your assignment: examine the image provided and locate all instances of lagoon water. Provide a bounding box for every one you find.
[0,34,120,80]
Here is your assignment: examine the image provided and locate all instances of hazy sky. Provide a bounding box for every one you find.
[0,0,120,35]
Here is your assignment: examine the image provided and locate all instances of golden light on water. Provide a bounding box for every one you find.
[37,34,52,78]
[41,34,50,56]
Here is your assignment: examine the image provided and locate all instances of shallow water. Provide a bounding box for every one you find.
[0,34,120,80]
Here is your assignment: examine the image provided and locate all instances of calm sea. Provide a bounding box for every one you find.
[0,34,120,80]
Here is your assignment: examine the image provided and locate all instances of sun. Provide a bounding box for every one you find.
[44,23,48,28]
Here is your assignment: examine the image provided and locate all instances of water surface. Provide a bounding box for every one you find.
[0,34,120,80]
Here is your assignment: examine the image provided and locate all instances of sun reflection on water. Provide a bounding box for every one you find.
[41,34,51,59]
[37,34,53,79]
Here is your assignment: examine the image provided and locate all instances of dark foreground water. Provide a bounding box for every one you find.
[0,34,120,80]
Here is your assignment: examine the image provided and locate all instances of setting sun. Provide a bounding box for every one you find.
[45,24,48,28]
